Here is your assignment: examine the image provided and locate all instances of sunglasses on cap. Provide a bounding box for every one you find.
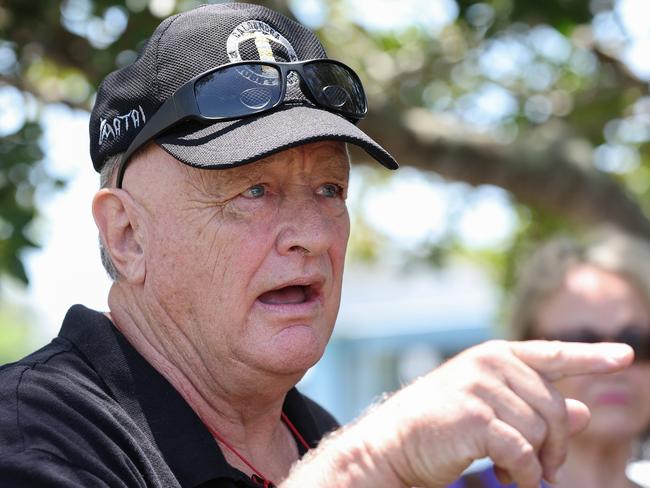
[538,326,650,362]
[115,59,368,188]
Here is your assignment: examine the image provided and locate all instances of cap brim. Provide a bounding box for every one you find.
[155,104,398,171]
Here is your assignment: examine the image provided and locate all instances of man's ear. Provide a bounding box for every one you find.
[92,188,146,284]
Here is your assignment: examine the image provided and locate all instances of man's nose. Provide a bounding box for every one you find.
[275,193,336,257]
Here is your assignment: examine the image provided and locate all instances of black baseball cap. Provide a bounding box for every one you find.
[89,2,398,174]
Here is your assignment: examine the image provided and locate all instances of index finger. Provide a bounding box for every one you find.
[509,341,633,381]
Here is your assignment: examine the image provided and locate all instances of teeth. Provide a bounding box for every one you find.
[258,285,308,305]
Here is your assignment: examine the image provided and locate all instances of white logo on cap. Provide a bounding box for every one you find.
[98,105,146,146]
[227,20,299,85]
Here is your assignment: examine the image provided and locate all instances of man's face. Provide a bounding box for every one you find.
[126,141,350,378]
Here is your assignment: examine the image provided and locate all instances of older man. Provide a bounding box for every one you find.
[0,3,633,488]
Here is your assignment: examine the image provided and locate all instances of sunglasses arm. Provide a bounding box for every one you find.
[115,94,191,188]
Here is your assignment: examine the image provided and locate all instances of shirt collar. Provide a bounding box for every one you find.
[59,305,320,487]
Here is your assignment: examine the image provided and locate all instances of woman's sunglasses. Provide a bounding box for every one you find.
[115,59,367,188]
[537,326,650,363]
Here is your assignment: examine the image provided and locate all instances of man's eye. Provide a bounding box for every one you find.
[318,183,344,198]
[241,184,266,199]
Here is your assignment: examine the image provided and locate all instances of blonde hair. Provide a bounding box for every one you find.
[509,227,650,340]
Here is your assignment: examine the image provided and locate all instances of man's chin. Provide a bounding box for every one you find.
[260,325,327,375]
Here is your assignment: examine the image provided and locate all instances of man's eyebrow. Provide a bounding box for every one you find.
[186,147,350,193]
[184,162,264,192]
[219,156,279,184]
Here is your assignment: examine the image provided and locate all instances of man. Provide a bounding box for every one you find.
[0,3,633,488]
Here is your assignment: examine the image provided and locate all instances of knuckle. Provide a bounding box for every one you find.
[463,400,493,430]
[482,339,509,349]
[528,420,547,449]
[545,341,566,364]
[480,339,509,355]
[549,393,568,423]
[514,442,536,465]
[465,378,492,398]
[472,340,509,369]
[542,383,568,424]
[469,339,503,356]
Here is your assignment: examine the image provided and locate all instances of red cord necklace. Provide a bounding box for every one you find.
[207,412,310,488]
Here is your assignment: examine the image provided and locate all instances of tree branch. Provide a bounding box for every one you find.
[356,106,650,238]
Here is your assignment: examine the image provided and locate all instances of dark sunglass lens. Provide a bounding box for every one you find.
[619,330,650,362]
[550,330,600,343]
[240,88,274,109]
[322,85,349,108]
[635,341,650,362]
[303,62,366,117]
[578,330,601,343]
[195,64,282,118]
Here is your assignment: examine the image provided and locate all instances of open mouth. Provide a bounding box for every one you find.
[258,284,317,305]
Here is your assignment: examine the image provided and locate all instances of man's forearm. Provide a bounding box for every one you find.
[282,409,411,488]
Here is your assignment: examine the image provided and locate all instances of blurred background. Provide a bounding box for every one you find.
[1,0,650,425]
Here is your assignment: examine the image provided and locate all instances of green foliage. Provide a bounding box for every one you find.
[0,298,40,363]
[0,122,45,284]
[498,205,576,292]
[326,0,650,289]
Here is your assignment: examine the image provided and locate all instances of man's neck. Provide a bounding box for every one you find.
[106,285,304,482]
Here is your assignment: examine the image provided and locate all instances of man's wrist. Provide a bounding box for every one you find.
[282,409,408,488]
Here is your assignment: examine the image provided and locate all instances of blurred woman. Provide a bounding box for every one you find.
[450,229,650,488]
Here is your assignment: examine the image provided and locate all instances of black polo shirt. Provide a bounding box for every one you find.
[0,305,339,487]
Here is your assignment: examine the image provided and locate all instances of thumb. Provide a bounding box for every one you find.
[566,398,591,436]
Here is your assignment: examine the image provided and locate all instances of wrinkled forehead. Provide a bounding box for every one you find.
[256,140,351,174]
[127,140,350,196]
[183,140,350,181]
